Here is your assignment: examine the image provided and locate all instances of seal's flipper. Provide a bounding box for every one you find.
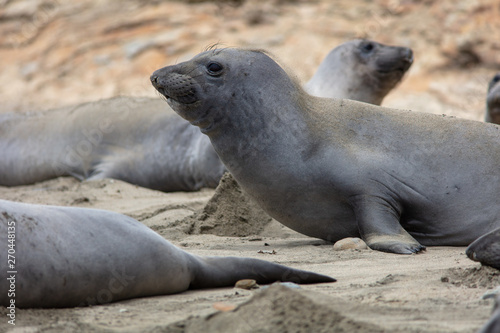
[466,227,500,270]
[189,256,335,290]
[351,194,425,254]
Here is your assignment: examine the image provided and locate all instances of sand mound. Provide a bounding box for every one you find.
[182,173,273,237]
[164,284,384,333]
[442,265,500,289]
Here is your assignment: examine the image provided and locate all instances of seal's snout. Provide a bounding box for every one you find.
[150,74,158,85]
[376,46,414,75]
[465,247,476,261]
[402,48,414,66]
[150,67,200,105]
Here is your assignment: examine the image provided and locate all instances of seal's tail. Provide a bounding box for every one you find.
[189,256,335,289]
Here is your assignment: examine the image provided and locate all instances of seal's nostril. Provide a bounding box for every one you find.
[150,75,158,84]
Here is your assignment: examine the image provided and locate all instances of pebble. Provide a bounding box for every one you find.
[333,237,368,250]
[235,279,259,290]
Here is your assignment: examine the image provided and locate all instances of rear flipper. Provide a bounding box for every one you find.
[466,227,500,270]
[189,256,335,290]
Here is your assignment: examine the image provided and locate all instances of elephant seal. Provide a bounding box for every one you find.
[151,48,500,254]
[485,73,500,124]
[0,40,411,192]
[305,39,413,105]
[0,96,225,192]
[0,199,334,308]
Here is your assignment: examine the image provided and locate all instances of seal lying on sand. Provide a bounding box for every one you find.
[305,39,413,105]
[0,40,412,191]
[151,48,500,254]
[485,73,500,124]
[0,97,225,192]
[0,199,334,308]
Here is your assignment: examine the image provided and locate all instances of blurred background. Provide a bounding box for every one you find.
[1,0,499,120]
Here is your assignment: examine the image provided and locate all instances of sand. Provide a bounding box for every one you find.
[2,0,500,331]
[0,177,497,332]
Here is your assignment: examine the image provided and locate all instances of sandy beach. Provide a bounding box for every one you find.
[1,0,500,332]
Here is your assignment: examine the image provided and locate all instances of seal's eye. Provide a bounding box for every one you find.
[206,62,224,76]
[361,42,375,53]
[493,74,500,84]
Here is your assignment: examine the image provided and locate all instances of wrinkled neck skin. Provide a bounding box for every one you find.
[186,82,314,189]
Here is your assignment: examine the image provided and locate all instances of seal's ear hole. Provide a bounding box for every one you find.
[206,62,224,76]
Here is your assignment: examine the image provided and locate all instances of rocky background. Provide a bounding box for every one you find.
[1,0,500,119]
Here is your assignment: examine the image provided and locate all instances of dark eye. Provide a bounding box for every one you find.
[493,74,500,84]
[206,62,223,76]
[361,42,374,53]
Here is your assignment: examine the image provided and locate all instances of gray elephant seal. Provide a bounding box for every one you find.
[0,199,334,308]
[0,40,411,192]
[485,73,500,124]
[0,96,225,191]
[305,39,413,105]
[151,48,500,254]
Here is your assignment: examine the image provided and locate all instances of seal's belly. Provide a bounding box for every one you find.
[400,190,500,246]
[255,190,359,242]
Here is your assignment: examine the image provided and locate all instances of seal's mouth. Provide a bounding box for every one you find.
[377,59,413,75]
[376,49,414,76]
[465,248,477,261]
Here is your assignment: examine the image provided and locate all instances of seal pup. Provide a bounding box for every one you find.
[305,39,413,105]
[151,48,500,254]
[0,199,334,308]
[0,40,412,192]
[485,73,500,124]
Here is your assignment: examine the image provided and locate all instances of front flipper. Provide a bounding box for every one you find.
[351,194,425,254]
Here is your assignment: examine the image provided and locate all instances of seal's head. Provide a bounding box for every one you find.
[486,73,500,124]
[151,48,301,135]
[305,39,413,105]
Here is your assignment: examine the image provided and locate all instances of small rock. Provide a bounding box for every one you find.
[257,250,277,255]
[333,237,368,250]
[235,279,259,290]
[212,302,237,312]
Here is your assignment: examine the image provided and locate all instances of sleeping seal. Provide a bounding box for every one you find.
[0,199,334,308]
[0,97,224,191]
[0,40,412,191]
[151,48,500,254]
